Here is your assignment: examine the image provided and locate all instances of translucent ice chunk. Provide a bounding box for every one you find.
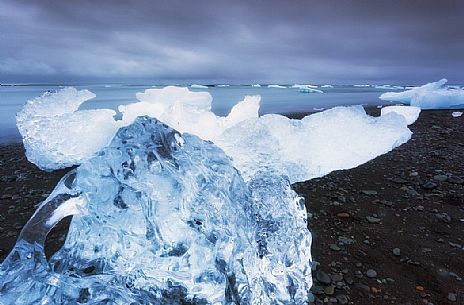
[379,79,464,109]
[380,106,421,125]
[16,87,119,171]
[217,106,412,183]
[120,86,260,141]
[0,117,312,304]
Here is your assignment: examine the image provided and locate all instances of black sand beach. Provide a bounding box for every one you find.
[0,108,463,304]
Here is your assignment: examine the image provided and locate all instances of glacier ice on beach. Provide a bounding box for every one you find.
[452,111,463,117]
[379,79,464,109]
[119,86,260,141]
[0,117,312,304]
[16,87,119,171]
[380,106,421,125]
[216,106,412,183]
[16,86,413,183]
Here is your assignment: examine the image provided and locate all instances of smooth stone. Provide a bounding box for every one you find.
[361,190,378,196]
[336,294,349,304]
[433,174,448,182]
[366,269,377,278]
[447,293,457,302]
[324,285,335,295]
[392,248,401,256]
[316,270,331,285]
[329,244,341,251]
[366,216,381,224]
[447,176,464,184]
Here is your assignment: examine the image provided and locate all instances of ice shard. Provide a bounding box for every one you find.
[0,117,312,304]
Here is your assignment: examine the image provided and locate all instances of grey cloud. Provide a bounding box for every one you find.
[1,0,463,84]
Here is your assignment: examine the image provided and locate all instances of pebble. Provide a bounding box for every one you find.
[392,248,401,256]
[329,244,341,251]
[366,216,381,224]
[366,269,377,278]
[336,294,348,304]
[336,212,350,218]
[447,176,464,184]
[422,181,438,190]
[330,273,343,282]
[316,270,331,285]
[361,190,378,196]
[323,285,335,295]
[447,292,457,302]
[433,174,448,182]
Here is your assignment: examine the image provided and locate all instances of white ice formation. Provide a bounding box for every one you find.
[16,86,413,183]
[190,84,209,89]
[5,85,418,304]
[267,84,287,89]
[379,79,464,109]
[380,106,421,125]
[16,87,119,171]
[452,111,463,117]
[20,86,411,183]
[291,85,324,93]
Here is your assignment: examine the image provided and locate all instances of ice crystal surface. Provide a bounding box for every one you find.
[0,117,312,304]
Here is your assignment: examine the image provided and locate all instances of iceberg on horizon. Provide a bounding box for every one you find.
[1,116,312,304]
[379,79,464,109]
[267,84,287,89]
[190,84,209,89]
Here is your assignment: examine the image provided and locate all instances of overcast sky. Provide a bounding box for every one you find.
[1,0,463,84]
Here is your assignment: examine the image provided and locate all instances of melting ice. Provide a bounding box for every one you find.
[379,79,464,109]
[1,117,312,304]
[2,85,417,304]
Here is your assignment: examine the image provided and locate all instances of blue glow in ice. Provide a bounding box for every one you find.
[0,116,312,304]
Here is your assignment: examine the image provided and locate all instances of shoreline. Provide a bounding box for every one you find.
[0,108,463,304]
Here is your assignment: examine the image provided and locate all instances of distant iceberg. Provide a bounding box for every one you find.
[379,79,464,109]
[251,84,261,87]
[291,84,323,93]
[190,84,209,89]
[375,85,404,90]
[217,84,230,87]
[267,84,287,89]
[320,84,334,88]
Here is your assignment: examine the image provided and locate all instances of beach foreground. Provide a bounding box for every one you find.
[0,108,463,304]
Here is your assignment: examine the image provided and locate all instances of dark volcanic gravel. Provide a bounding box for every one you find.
[0,108,463,304]
[294,109,464,304]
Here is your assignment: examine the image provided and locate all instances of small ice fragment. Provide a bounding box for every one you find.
[380,106,421,125]
[452,111,463,117]
[251,84,261,87]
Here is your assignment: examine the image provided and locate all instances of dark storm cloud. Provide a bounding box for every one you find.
[1,0,463,84]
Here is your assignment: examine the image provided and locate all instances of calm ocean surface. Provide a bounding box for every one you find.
[0,84,402,143]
